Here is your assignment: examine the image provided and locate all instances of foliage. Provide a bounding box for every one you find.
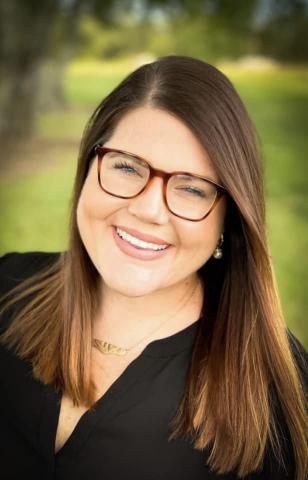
[257,0,308,61]
[1,0,307,153]
[77,15,155,59]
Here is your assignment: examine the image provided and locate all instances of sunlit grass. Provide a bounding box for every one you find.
[0,156,74,252]
[63,58,132,107]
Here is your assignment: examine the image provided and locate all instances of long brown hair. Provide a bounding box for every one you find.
[0,55,307,479]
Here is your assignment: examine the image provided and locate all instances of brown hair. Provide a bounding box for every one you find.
[0,55,307,478]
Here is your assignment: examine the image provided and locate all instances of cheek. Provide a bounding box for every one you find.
[177,198,226,260]
[76,184,91,227]
[76,176,122,250]
[76,190,92,249]
[180,223,217,254]
[76,186,108,272]
[77,178,108,227]
[77,162,107,224]
[76,179,101,245]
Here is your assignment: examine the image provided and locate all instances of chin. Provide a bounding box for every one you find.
[106,280,155,298]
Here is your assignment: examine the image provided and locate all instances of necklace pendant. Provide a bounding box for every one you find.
[93,339,128,356]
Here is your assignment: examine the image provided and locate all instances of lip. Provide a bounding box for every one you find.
[114,225,171,246]
[112,226,173,261]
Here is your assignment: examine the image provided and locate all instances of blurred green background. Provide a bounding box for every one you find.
[0,1,307,347]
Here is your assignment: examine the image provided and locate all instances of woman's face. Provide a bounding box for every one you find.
[77,106,227,297]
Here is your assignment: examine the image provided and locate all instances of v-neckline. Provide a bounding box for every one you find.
[38,318,201,463]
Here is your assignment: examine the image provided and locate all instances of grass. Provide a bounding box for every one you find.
[1,59,307,347]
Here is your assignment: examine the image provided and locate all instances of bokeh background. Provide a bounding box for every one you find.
[0,0,307,347]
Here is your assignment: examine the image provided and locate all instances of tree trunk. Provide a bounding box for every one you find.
[0,0,61,165]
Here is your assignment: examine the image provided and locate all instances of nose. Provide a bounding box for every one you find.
[127,176,170,224]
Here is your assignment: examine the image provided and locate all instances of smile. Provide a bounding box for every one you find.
[112,226,173,261]
[116,227,169,251]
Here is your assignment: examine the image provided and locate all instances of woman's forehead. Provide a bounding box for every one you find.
[102,106,219,181]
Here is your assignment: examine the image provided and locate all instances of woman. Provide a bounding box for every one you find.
[0,55,307,480]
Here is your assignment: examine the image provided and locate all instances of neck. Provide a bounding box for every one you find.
[93,275,204,346]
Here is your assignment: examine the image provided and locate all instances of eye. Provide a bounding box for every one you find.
[175,186,207,198]
[113,161,142,177]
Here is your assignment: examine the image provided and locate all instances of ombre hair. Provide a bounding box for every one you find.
[0,55,307,479]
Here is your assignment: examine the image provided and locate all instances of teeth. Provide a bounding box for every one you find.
[116,227,168,251]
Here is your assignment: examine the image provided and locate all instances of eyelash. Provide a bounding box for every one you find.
[113,161,141,176]
[176,186,206,198]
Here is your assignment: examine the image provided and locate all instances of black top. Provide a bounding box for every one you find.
[0,252,307,480]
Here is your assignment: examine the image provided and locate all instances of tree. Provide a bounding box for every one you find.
[0,1,62,148]
[257,0,308,61]
[0,0,307,166]
[0,0,118,160]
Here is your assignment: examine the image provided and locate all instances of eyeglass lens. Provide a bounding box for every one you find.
[99,151,218,221]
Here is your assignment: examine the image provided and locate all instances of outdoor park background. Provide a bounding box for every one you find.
[0,0,307,347]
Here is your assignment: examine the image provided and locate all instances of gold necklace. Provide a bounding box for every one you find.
[92,279,201,356]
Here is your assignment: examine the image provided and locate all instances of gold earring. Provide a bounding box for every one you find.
[213,233,224,259]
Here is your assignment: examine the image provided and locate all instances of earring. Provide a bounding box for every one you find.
[213,234,224,259]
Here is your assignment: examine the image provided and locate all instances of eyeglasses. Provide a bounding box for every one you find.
[94,145,226,222]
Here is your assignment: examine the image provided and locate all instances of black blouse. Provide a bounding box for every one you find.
[0,252,307,480]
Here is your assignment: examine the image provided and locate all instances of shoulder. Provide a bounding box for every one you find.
[0,251,62,304]
[0,251,62,335]
[0,251,61,275]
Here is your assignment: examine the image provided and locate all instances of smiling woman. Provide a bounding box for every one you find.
[0,55,307,480]
[76,106,226,300]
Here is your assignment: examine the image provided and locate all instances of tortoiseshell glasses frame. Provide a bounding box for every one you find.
[94,145,227,222]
